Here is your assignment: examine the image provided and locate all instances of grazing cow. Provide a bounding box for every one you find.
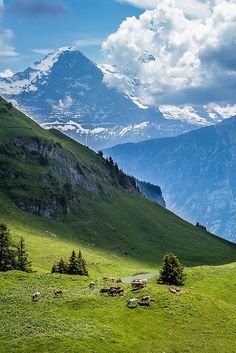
[168,287,181,294]
[138,295,153,306]
[89,282,95,289]
[127,298,138,308]
[116,287,124,296]
[100,288,109,294]
[32,291,41,301]
[108,288,118,296]
[54,289,63,298]
[141,295,152,302]
[108,286,123,296]
[132,279,147,290]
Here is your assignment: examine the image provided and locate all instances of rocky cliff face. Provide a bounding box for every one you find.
[105,117,236,243]
[0,97,143,219]
[137,180,166,208]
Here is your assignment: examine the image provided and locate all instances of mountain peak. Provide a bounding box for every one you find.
[138,53,156,64]
[32,46,81,73]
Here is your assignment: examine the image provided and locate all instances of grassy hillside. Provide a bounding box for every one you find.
[0,98,236,353]
[0,96,235,275]
[0,263,235,353]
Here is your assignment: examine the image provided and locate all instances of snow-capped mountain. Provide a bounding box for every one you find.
[1,47,235,150]
[105,116,236,243]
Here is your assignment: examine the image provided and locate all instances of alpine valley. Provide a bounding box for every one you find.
[0,96,236,353]
[1,47,236,150]
[105,117,236,243]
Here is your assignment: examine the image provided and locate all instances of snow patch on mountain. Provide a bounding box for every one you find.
[159,106,209,125]
[42,120,108,136]
[32,46,76,73]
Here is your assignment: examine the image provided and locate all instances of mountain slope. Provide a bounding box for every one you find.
[1,47,226,150]
[105,117,236,242]
[0,97,235,271]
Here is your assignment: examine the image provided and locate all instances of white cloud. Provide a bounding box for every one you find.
[0,1,18,57]
[0,28,18,57]
[103,0,236,105]
[0,68,14,77]
[117,0,211,18]
[74,38,104,48]
[31,48,54,55]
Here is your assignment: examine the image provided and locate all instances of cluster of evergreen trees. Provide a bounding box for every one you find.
[196,222,207,231]
[98,152,137,190]
[51,250,88,276]
[0,223,32,272]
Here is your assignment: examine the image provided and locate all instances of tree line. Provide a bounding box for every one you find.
[51,250,88,276]
[0,223,31,272]
[98,152,137,190]
[196,222,207,231]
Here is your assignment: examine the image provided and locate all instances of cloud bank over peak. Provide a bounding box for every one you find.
[103,0,236,106]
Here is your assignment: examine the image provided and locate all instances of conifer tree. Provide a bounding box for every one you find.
[0,223,15,271]
[77,250,88,276]
[68,250,79,275]
[51,263,58,273]
[81,257,88,276]
[158,252,186,286]
[57,258,67,274]
[16,237,32,272]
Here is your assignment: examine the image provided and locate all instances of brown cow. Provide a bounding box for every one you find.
[132,279,147,290]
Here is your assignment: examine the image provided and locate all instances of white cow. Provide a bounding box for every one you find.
[89,282,95,289]
[32,291,41,301]
[127,298,138,308]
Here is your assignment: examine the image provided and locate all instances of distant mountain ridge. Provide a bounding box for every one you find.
[1,47,235,150]
[105,116,236,243]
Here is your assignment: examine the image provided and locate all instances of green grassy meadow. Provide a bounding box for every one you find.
[0,263,236,353]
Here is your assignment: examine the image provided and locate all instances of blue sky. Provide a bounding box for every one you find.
[0,0,142,72]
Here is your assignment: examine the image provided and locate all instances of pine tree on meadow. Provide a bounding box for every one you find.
[16,237,32,272]
[57,257,67,274]
[0,223,15,271]
[68,250,79,275]
[51,263,58,273]
[78,250,88,276]
[158,252,186,286]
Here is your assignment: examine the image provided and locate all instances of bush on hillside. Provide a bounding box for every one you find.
[158,252,186,286]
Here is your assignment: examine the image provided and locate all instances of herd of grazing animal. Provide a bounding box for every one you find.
[31,277,181,307]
